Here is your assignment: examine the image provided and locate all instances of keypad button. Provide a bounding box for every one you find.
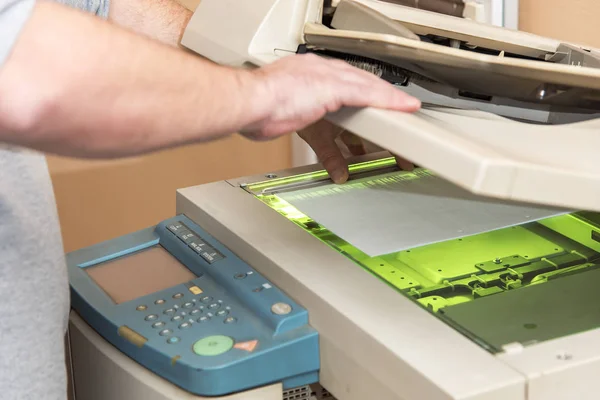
[234,273,247,280]
[224,317,237,324]
[190,309,202,316]
[154,299,165,305]
[208,303,220,310]
[179,322,192,330]
[197,316,211,323]
[182,302,194,309]
[193,335,234,356]
[171,315,183,322]
[163,308,176,315]
[145,314,158,321]
[200,296,213,303]
[167,337,181,344]
[159,329,172,336]
[173,293,184,299]
[136,305,147,311]
[271,302,292,315]
[152,321,165,329]
[216,310,229,317]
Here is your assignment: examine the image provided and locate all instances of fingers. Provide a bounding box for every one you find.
[340,131,366,156]
[298,121,349,184]
[323,58,422,113]
[395,155,415,171]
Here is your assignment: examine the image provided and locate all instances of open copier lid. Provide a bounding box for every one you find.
[181,0,600,212]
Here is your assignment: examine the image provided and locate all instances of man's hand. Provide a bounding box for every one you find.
[298,120,415,183]
[240,54,421,140]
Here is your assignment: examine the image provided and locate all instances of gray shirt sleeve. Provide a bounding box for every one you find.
[0,0,110,68]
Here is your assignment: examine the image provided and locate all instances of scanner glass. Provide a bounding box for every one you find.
[248,159,600,352]
[86,245,196,304]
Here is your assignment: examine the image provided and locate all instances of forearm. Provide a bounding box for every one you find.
[0,1,268,158]
[108,0,192,47]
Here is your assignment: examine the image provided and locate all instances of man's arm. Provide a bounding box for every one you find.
[0,1,261,158]
[0,0,419,159]
[107,0,191,47]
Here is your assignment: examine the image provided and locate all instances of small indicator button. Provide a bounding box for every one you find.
[179,322,192,330]
[136,305,147,311]
[152,321,165,329]
[197,316,211,323]
[190,309,202,316]
[201,296,213,303]
[154,299,165,305]
[163,308,176,315]
[188,286,203,295]
[173,293,184,299]
[216,310,229,317]
[208,303,220,310]
[234,273,247,280]
[234,340,258,352]
[271,303,292,315]
[145,314,158,321]
[167,337,181,344]
[224,317,237,324]
[193,336,234,356]
[159,329,173,336]
[182,302,194,309]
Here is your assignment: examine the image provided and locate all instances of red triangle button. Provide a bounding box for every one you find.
[234,340,258,352]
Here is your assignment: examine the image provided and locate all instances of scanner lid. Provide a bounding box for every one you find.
[305,1,600,213]
[326,104,600,212]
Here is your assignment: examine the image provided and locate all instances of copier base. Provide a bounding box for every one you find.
[67,312,333,400]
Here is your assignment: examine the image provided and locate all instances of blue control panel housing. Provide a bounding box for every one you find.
[67,215,319,396]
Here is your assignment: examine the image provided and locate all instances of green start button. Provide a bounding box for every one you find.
[193,335,234,356]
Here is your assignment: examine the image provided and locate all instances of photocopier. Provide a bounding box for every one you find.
[65,1,600,400]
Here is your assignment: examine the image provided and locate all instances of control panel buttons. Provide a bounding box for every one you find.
[136,305,147,311]
[193,336,234,356]
[216,310,229,317]
[167,223,186,233]
[234,273,247,280]
[173,293,184,299]
[182,302,194,309]
[171,315,183,322]
[190,309,202,316]
[154,299,165,305]
[152,322,165,329]
[159,329,173,336]
[179,232,196,243]
[167,337,181,344]
[224,317,237,324]
[271,303,292,315]
[208,303,220,310]
[197,316,211,323]
[179,322,192,330]
[145,314,158,321]
[200,296,213,303]
[163,308,176,315]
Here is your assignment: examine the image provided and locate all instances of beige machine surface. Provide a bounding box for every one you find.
[68,313,284,400]
[175,156,600,400]
[181,0,600,212]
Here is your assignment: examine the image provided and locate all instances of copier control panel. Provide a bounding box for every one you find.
[67,215,319,396]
